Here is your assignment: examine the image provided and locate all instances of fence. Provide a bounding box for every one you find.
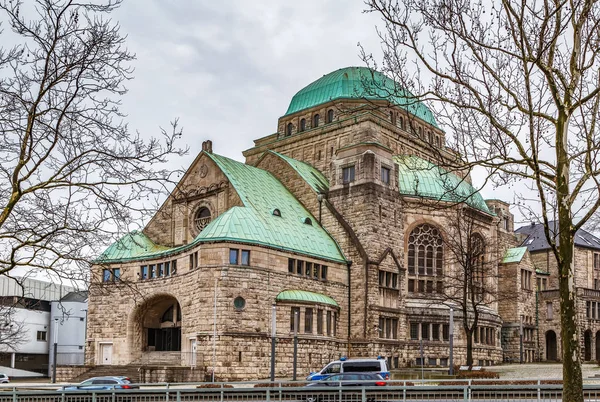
[2,380,600,402]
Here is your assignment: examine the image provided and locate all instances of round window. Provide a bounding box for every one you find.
[194,207,212,232]
[233,296,246,310]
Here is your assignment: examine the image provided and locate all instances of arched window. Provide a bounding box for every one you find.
[435,136,440,147]
[407,224,443,293]
[418,127,423,138]
[194,207,212,233]
[390,111,396,125]
[300,118,306,132]
[399,116,404,130]
[313,114,320,128]
[327,109,334,123]
[428,131,433,143]
[471,234,485,284]
[286,123,293,136]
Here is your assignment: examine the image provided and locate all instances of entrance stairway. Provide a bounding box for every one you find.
[70,365,143,383]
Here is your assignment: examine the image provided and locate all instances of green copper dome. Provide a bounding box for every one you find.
[284,67,438,128]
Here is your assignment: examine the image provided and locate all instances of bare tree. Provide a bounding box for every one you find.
[362,0,600,398]
[0,0,186,283]
[436,207,505,367]
[0,305,27,352]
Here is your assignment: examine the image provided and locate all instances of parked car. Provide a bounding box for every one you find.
[306,357,390,381]
[58,376,138,391]
[303,373,386,402]
[0,374,9,384]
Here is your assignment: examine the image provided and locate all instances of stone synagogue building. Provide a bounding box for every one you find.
[84,67,600,381]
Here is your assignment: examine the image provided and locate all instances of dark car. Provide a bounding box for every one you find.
[59,376,139,391]
[303,373,386,402]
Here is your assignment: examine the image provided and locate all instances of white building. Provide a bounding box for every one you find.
[49,291,88,375]
[0,276,80,377]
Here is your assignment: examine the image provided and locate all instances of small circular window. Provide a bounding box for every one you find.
[234,296,246,310]
[194,207,212,232]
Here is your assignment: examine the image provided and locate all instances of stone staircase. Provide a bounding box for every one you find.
[70,365,143,383]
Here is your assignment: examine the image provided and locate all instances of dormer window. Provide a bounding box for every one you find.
[304,217,313,226]
[300,118,306,132]
[313,114,320,128]
[286,123,293,136]
[327,109,334,123]
[272,209,282,217]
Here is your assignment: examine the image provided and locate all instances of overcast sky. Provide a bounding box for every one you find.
[114,1,379,160]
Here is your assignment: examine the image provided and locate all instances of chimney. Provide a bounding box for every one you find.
[202,140,213,153]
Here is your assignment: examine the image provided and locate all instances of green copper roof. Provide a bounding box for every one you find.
[502,247,528,264]
[201,153,344,262]
[97,153,345,264]
[395,155,492,214]
[269,151,329,193]
[97,231,172,262]
[276,289,339,307]
[284,67,438,128]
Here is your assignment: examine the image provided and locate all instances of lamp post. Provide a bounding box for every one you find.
[212,278,217,382]
[52,317,59,384]
[293,310,299,381]
[270,304,276,381]
[449,308,454,375]
[519,318,524,364]
[317,194,324,224]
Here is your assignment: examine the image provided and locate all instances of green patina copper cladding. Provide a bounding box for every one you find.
[97,230,173,262]
[269,151,329,193]
[395,155,492,215]
[284,67,438,128]
[201,153,345,263]
[502,247,528,264]
[276,289,339,307]
[97,153,346,264]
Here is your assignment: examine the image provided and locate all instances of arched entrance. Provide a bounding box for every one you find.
[595,331,600,362]
[585,330,592,361]
[546,330,557,361]
[133,295,182,352]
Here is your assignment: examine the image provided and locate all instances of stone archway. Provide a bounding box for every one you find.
[130,294,182,355]
[595,331,600,362]
[585,330,592,361]
[546,330,558,361]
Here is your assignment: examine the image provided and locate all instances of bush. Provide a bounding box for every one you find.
[196,383,234,388]
[456,370,499,379]
[253,382,308,388]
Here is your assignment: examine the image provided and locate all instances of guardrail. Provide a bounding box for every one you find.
[2,380,600,402]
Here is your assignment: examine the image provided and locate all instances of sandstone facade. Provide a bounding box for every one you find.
[86,67,600,381]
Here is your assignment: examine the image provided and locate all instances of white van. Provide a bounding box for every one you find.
[306,357,390,381]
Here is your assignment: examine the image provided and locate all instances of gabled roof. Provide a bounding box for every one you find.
[502,247,528,264]
[276,289,339,307]
[284,67,438,128]
[97,152,346,264]
[394,155,492,215]
[267,151,329,193]
[516,221,600,252]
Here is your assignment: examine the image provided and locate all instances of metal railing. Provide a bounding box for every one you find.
[56,353,85,366]
[2,379,600,402]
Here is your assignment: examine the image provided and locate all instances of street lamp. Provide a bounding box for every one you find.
[449,308,454,375]
[293,310,299,380]
[270,304,276,381]
[52,317,59,384]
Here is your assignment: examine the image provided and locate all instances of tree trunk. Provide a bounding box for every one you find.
[557,113,583,402]
[465,328,473,366]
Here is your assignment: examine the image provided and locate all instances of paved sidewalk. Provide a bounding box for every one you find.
[486,363,600,379]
